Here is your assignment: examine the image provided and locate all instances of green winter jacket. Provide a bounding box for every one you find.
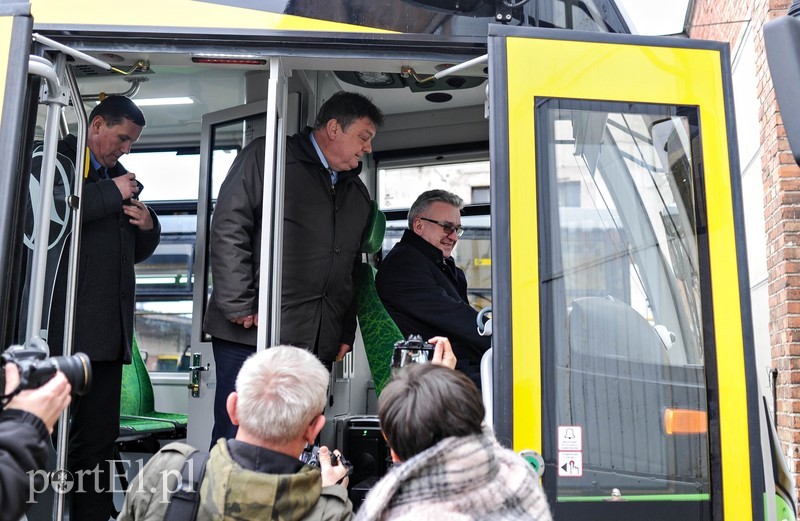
[118,439,353,521]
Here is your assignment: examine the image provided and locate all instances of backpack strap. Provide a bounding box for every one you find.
[163,449,210,521]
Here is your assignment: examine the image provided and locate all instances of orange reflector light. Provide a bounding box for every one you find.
[663,408,708,435]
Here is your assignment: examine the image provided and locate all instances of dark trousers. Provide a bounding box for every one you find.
[211,338,256,446]
[67,360,122,521]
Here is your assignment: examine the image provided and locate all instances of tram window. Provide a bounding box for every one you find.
[378,160,491,309]
[378,160,490,209]
[537,99,709,502]
[125,149,234,202]
[472,186,490,204]
[126,148,236,371]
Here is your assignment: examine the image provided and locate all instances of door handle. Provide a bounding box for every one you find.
[187,353,210,398]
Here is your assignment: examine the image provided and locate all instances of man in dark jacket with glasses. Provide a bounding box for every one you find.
[376,189,490,386]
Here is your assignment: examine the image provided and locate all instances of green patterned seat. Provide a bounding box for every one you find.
[119,332,187,438]
[355,201,403,396]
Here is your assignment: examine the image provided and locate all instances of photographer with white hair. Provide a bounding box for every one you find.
[119,346,352,521]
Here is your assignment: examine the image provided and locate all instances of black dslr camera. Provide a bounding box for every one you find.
[1,340,92,400]
[392,334,435,369]
[300,445,353,476]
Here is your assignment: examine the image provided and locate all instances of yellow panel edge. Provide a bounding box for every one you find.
[0,17,14,129]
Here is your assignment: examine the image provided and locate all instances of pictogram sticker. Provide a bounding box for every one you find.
[558,451,583,477]
[558,425,582,451]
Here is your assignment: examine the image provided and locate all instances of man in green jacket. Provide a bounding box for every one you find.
[118,346,353,521]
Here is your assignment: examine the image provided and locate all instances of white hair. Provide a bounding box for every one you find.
[235,346,329,443]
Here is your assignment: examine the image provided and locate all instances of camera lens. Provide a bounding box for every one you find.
[49,352,92,396]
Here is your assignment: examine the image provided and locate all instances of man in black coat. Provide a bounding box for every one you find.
[376,190,490,386]
[46,96,160,521]
[203,92,384,442]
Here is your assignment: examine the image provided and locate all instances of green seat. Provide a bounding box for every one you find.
[355,201,403,396]
[119,332,188,438]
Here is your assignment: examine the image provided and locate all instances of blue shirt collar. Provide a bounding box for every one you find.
[309,131,337,185]
[309,132,332,172]
[89,151,102,172]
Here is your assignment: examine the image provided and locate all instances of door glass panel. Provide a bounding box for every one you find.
[200,115,266,343]
[537,99,710,502]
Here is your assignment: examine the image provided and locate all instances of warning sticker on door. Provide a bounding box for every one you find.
[558,451,583,477]
[557,425,582,451]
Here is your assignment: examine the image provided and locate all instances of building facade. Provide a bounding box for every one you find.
[688,0,800,501]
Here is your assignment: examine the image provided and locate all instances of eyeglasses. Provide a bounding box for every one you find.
[419,217,464,237]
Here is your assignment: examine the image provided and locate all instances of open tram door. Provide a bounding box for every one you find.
[0,5,34,349]
[487,27,795,521]
[188,59,288,450]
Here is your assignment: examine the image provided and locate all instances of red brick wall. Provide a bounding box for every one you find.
[689,0,800,501]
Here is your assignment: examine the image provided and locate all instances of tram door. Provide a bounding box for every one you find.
[488,27,774,520]
[189,58,290,449]
[188,100,268,448]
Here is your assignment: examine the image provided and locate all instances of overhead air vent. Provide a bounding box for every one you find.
[335,70,485,93]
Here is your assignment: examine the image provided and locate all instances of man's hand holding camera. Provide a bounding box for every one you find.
[428,336,457,369]
[393,335,458,370]
[4,364,71,433]
[317,445,351,488]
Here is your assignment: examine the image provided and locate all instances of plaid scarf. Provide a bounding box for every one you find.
[356,432,552,521]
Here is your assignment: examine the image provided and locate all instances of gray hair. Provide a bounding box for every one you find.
[378,364,484,461]
[235,346,329,444]
[407,189,464,228]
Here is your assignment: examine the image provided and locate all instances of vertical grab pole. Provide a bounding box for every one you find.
[61,65,87,358]
[24,55,68,347]
[53,63,88,521]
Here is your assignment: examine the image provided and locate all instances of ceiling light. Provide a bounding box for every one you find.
[354,72,394,86]
[133,97,194,107]
[192,56,267,65]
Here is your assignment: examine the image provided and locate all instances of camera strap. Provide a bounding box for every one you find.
[163,449,210,521]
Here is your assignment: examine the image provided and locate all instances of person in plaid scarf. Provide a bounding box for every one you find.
[357,364,552,521]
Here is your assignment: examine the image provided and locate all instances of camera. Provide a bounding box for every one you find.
[1,340,92,397]
[392,334,435,369]
[300,445,353,474]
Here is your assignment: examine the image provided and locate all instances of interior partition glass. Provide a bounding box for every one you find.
[536,98,710,510]
[378,159,492,309]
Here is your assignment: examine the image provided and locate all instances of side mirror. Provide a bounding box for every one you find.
[765,6,800,167]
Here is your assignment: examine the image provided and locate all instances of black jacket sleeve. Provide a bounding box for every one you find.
[0,408,49,521]
[376,246,491,364]
[209,139,265,320]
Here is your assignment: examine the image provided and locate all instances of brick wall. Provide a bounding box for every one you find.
[689,0,800,501]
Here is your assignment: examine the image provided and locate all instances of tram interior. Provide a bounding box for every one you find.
[27,43,493,503]
[26,33,711,508]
